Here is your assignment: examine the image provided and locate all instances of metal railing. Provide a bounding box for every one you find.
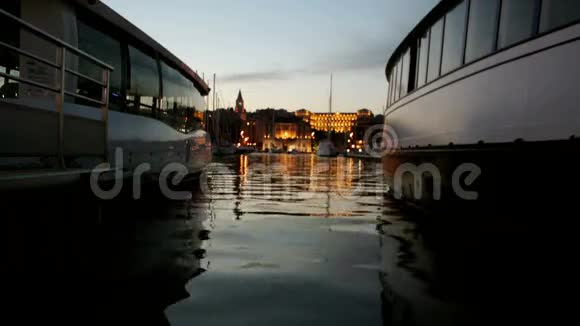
[0,8,114,169]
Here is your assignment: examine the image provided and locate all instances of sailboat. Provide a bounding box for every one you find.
[213,112,237,156]
[210,74,237,156]
[317,74,338,157]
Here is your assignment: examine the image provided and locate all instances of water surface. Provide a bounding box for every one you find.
[168,154,388,326]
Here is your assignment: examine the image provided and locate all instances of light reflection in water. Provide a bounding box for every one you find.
[204,154,386,219]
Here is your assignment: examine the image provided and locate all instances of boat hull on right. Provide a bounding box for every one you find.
[382,1,580,208]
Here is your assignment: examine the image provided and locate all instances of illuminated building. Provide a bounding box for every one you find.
[295,109,373,133]
[263,121,312,153]
[244,119,267,148]
[193,110,205,126]
[275,123,298,139]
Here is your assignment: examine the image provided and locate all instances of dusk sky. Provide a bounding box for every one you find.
[103,0,437,114]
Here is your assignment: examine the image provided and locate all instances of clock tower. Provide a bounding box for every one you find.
[235,90,247,121]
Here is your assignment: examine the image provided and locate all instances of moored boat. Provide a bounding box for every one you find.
[0,0,212,190]
[382,0,580,208]
[317,139,338,157]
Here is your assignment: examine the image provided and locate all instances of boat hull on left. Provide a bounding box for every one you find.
[0,99,212,190]
[0,0,212,190]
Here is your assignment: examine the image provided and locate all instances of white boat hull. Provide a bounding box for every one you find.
[1,100,212,178]
[317,139,337,157]
[385,24,580,149]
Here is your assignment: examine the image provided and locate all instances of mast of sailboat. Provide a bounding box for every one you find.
[327,74,333,139]
[212,73,216,111]
[212,74,219,145]
[206,76,211,135]
[329,74,333,114]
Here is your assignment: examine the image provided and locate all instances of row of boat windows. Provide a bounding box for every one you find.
[0,4,204,134]
[387,0,580,107]
[76,19,205,133]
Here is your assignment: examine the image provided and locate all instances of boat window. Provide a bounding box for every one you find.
[77,20,123,111]
[394,58,401,101]
[0,1,21,99]
[498,0,540,49]
[128,46,160,117]
[161,61,204,133]
[390,70,395,106]
[393,59,398,101]
[391,67,396,103]
[391,61,397,103]
[386,72,390,106]
[398,57,404,99]
[416,30,429,88]
[391,68,396,105]
[407,44,417,93]
[539,0,580,33]
[427,17,444,82]
[401,49,411,97]
[465,0,501,63]
[160,61,181,127]
[387,70,393,106]
[441,0,467,74]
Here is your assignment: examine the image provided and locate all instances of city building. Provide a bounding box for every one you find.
[237,107,375,152]
[243,119,267,149]
[235,90,247,121]
[353,109,374,140]
[263,121,312,153]
[295,109,373,134]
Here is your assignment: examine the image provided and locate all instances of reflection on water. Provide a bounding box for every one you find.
[5,153,568,325]
[168,154,387,326]
[90,194,210,325]
[4,183,211,326]
[206,154,385,219]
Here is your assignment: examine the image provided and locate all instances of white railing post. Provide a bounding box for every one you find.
[58,47,66,169]
[101,69,110,163]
